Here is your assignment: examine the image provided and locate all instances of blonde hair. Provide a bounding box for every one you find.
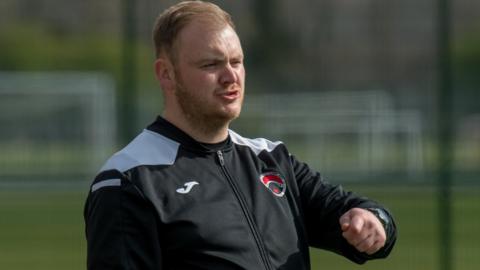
[153,1,236,61]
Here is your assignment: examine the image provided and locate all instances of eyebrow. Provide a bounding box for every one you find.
[193,53,243,65]
[195,57,224,65]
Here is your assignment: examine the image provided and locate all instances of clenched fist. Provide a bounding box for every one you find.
[339,208,387,255]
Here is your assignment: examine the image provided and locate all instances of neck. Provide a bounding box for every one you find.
[163,111,230,144]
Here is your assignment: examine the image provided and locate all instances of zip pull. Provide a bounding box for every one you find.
[217,150,225,166]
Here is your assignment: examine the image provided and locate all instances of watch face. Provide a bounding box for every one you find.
[369,208,389,227]
[378,209,389,222]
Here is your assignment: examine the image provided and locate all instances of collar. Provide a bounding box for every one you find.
[146,116,233,153]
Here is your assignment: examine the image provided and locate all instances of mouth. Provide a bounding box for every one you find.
[217,89,240,101]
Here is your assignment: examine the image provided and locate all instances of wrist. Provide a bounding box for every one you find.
[366,207,390,231]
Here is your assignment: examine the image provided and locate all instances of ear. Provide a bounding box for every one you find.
[154,57,176,91]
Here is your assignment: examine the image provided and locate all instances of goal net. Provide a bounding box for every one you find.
[233,91,424,182]
[0,72,116,187]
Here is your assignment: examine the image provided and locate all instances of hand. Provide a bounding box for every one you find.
[339,208,386,255]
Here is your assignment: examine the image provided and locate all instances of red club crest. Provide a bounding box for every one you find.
[260,172,286,197]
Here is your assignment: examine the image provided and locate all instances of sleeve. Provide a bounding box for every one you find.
[84,170,163,270]
[290,154,396,264]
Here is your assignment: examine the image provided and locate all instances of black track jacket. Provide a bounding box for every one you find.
[84,116,396,270]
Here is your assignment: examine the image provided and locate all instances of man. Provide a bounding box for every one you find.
[84,1,396,269]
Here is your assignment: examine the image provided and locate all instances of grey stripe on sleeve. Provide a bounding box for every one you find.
[91,178,121,192]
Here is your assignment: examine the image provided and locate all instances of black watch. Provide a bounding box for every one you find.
[366,208,390,229]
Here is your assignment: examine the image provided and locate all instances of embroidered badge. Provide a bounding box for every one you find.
[259,172,286,197]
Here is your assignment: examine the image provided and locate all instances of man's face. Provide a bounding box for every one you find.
[171,20,245,127]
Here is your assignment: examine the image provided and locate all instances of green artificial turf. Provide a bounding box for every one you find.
[0,186,478,270]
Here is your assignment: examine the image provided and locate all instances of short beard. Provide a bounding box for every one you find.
[174,79,240,136]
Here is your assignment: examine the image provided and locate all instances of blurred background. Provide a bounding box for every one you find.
[0,0,478,269]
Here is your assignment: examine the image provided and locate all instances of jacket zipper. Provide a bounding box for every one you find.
[216,150,273,270]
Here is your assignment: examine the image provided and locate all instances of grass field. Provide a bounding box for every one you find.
[0,185,478,270]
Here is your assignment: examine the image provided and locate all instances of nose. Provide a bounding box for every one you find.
[219,64,237,86]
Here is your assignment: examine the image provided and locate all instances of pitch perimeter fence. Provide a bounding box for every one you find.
[0,72,479,269]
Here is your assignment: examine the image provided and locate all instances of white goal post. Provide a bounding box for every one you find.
[0,72,116,186]
[234,90,424,181]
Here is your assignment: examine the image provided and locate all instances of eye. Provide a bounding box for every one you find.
[201,61,219,69]
[230,58,243,67]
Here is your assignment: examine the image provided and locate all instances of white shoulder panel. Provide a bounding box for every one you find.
[100,129,180,173]
[229,130,282,155]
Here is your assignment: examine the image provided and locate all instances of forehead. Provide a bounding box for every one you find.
[174,20,243,60]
